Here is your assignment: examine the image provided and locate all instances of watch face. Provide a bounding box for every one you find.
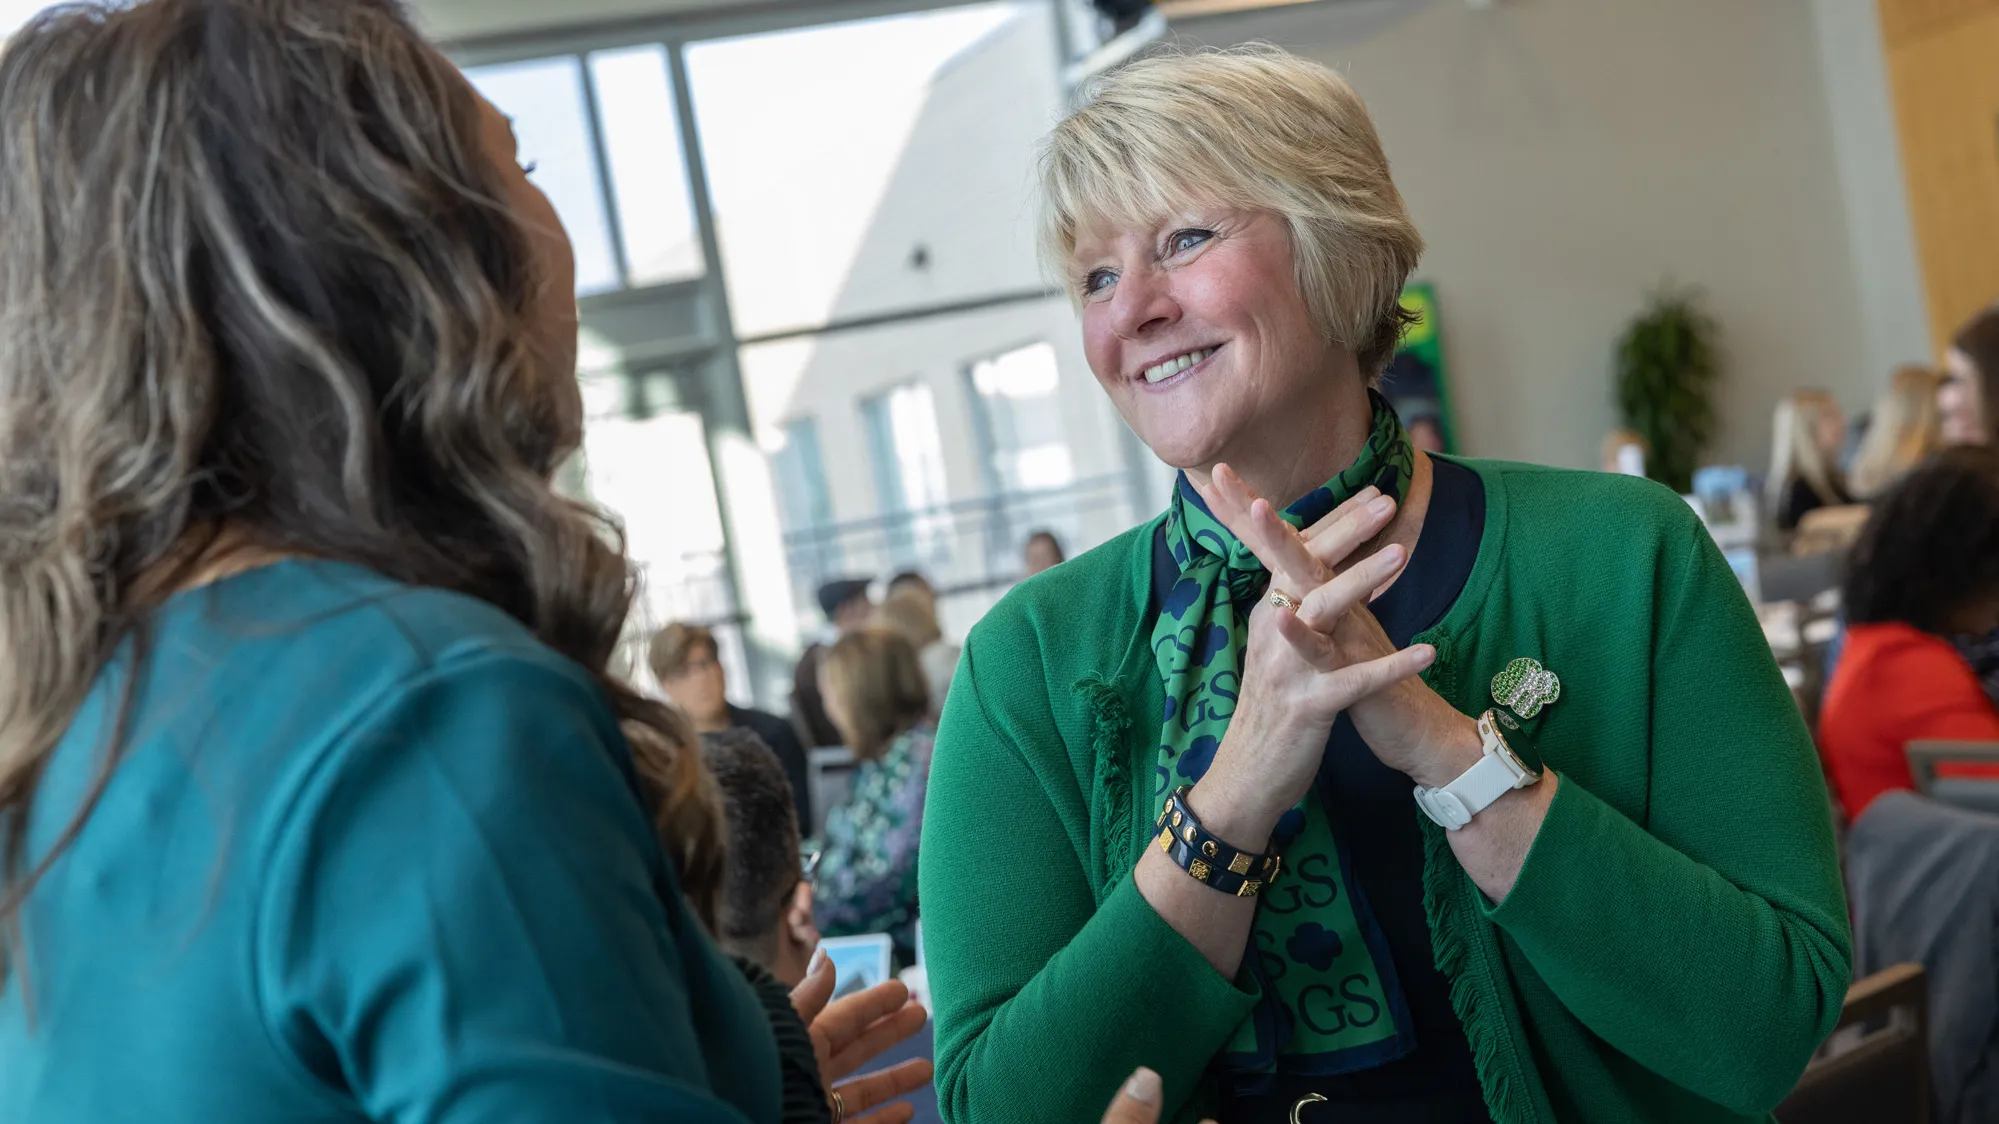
[1481,710,1543,779]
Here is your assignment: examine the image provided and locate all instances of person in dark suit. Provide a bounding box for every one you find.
[650,622,813,830]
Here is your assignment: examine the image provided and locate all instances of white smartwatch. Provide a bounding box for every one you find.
[1413,710,1542,830]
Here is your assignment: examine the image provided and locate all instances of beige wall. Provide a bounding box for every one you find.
[1181,0,1882,472]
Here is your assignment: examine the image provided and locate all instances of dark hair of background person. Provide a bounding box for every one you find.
[649,622,716,682]
[815,578,872,620]
[1025,530,1064,561]
[699,728,803,961]
[823,628,931,760]
[1953,306,1999,446]
[1843,445,1999,635]
[0,0,723,962]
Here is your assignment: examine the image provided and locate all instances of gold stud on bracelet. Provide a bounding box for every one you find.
[1189,860,1211,881]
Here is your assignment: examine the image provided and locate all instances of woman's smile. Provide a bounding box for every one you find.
[1137,344,1223,388]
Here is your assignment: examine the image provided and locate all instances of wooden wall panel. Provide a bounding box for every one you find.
[1879,0,1999,47]
[1881,0,1999,349]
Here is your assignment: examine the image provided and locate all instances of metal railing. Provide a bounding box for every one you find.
[780,471,1140,618]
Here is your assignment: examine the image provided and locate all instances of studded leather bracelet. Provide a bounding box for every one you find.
[1154,785,1283,898]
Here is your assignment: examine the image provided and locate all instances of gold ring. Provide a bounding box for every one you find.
[830,1090,846,1124]
[1268,588,1300,612]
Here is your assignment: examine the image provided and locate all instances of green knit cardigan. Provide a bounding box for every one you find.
[918,458,1851,1124]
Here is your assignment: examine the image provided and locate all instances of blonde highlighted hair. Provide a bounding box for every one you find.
[1038,45,1424,375]
[1850,365,1944,498]
[1766,390,1846,512]
[0,0,723,957]
[822,629,931,761]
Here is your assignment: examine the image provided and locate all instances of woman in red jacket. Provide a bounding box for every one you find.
[1820,446,1999,821]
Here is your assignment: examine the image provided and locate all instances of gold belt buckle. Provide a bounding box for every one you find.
[1289,1093,1328,1124]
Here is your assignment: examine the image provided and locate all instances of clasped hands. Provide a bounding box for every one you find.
[1190,465,1482,823]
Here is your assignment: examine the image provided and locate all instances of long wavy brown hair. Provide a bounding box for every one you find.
[0,0,724,972]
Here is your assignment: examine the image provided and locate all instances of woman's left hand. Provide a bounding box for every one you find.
[1196,465,1482,787]
[791,952,934,1124]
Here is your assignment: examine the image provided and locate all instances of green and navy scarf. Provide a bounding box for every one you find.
[1150,391,1418,1087]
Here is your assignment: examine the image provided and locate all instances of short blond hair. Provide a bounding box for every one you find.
[823,629,931,761]
[874,587,943,648]
[1039,45,1424,375]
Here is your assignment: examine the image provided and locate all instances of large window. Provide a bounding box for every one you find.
[860,382,952,569]
[967,341,1073,493]
[453,0,1142,689]
[464,47,703,296]
[684,2,1055,337]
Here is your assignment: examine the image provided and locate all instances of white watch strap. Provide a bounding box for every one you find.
[1414,712,1540,830]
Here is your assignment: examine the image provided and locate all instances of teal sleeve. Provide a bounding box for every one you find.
[1485,521,1852,1114]
[254,651,770,1124]
[920,640,1258,1124]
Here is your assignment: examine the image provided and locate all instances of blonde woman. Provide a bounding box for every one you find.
[1766,390,1853,530]
[1849,365,1944,498]
[0,3,929,1122]
[874,587,961,718]
[812,629,936,962]
[920,47,1847,1124]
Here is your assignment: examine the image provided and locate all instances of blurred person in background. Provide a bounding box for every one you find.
[1767,389,1853,531]
[811,629,934,964]
[1023,529,1066,576]
[922,45,1847,1124]
[888,569,936,605]
[1819,447,1999,823]
[1405,414,1445,454]
[792,578,874,749]
[1943,306,1999,447]
[0,3,931,1122]
[702,728,821,988]
[654,622,812,830]
[874,588,959,720]
[1849,365,1945,499]
[1600,428,1648,476]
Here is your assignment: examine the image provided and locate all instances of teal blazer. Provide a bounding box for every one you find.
[0,560,777,1123]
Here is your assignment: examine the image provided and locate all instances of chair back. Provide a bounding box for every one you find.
[1907,740,1999,815]
[1777,963,1930,1124]
[806,745,857,836]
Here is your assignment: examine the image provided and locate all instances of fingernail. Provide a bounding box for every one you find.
[1124,1067,1161,1105]
[1413,644,1436,669]
[1369,496,1394,517]
[1379,544,1405,566]
[810,948,831,975]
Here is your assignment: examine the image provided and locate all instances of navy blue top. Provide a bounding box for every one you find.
[1153,458,1489,1123]
[0,560,779,1124]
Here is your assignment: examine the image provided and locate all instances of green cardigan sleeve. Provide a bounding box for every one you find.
[1484,521,1852,1114]
[921,636,1258,1124]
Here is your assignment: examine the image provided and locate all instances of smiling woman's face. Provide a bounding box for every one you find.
[1071,209,1332,471]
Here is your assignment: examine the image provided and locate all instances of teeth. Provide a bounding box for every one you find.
[1143,347,1215,384]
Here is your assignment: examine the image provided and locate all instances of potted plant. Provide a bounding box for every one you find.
[1615,287,1721,495]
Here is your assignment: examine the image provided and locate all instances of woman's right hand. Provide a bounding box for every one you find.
[1185,469,1434,843]
[1101,1068,1216,1124]
[791,952,933,1124]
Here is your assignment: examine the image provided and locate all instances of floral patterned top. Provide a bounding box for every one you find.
[809,722,934,957]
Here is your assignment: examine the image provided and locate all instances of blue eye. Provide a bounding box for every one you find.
[520,160,540,176]
[1082,269,1116,297]
[1169,228,1214,254]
